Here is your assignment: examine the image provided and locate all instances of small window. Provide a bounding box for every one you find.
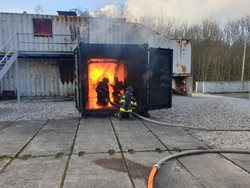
[33,18,52,37]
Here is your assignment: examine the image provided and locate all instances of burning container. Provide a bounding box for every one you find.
[74,42,173,117]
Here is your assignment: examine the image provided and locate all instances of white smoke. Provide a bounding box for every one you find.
[92,4,121,18]
[125,0,250,24]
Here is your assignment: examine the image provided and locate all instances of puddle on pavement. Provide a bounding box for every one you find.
[94,158,151,183]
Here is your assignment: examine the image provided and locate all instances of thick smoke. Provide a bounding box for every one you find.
[92,4,121,18]
[125,0,250,24]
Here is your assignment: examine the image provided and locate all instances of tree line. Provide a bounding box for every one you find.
[130,15,250,82]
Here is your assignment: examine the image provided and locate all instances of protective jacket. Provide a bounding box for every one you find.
[119,90,137,112]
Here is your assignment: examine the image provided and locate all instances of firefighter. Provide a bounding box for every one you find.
[116,86,137,120]
[111,77,123,104]
[96,77,109,106]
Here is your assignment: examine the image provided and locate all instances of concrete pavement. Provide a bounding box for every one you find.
[0,118,249,188]
[0,121,11,131]
[0,120,46,157]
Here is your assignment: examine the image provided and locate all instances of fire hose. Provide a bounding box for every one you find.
[147,149,250,188]
[131,112,250,188]
[110,97,250,131]
[133,112,250,132]
[108,98,250,187]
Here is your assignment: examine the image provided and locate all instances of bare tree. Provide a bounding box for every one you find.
[34,5,43,14]
[69,8,90,17]
[123,10,250,82]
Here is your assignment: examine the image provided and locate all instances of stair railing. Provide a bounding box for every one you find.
[0,32,19,80]
[0,32,18,64]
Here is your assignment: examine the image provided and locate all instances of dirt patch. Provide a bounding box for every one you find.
[94,158,151,182]
[95,158,126,173]
[127,159,151,180]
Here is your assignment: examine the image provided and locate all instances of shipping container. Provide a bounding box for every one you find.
[74,42,173,116]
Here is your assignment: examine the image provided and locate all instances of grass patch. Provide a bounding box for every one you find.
[128,149,135,154]
[108,150,115,155]
[78,151,85,157]
[20,155,32,160]
[155,148,164,153]
[0,155,10,161]
[173,147,182,152]
[0,159,13,174]
[55,152,64,159]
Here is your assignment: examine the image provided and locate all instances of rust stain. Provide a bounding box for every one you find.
[69,25,80,41]
[181,65,187,73]
[59,16,64,22]
[176,40,181,44]
[53,15,89,24]
[183,40,191,47]
[180,42,183,57]
[55,16,59,22]
[186,40,191,45]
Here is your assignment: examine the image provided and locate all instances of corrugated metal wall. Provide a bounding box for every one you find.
[0,13,192,97]
[0,13,191,75]
[0,58,74,97]
[0,13,89,52]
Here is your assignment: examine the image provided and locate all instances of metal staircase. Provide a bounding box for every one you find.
[0,33,19,80]
[0,32,76,102]
[0,32,76,81]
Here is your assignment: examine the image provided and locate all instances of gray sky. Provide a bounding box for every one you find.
[125,0,250,25]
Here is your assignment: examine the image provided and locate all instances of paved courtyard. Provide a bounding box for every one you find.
[0,118,249,188]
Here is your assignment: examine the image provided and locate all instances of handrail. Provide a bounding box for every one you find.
[18,41,75,45]
[0,31,78,97]
[0,32,18,65]
[1,33,78,53]
[0,32,17,52]
[15,32,77,52]
[17,32,73,37]
[0,32,78,66]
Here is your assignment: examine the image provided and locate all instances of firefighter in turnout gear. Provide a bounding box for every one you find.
[116,86,137,120]
[96,77,109,106]
[111,77,124,104]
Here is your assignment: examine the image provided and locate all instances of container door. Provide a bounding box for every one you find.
[74,47,81,112]
[149,48,173,110]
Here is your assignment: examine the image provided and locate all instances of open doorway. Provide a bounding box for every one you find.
[86,58,126,110]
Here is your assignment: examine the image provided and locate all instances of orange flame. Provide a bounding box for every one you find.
[89,67,104,84]
[86,58,125,110]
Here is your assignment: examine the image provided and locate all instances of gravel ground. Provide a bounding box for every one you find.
[0,94,249,149]
[0,97,80,121]
[150,93,250,149]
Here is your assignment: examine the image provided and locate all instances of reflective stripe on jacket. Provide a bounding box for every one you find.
[119,92,137,112]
